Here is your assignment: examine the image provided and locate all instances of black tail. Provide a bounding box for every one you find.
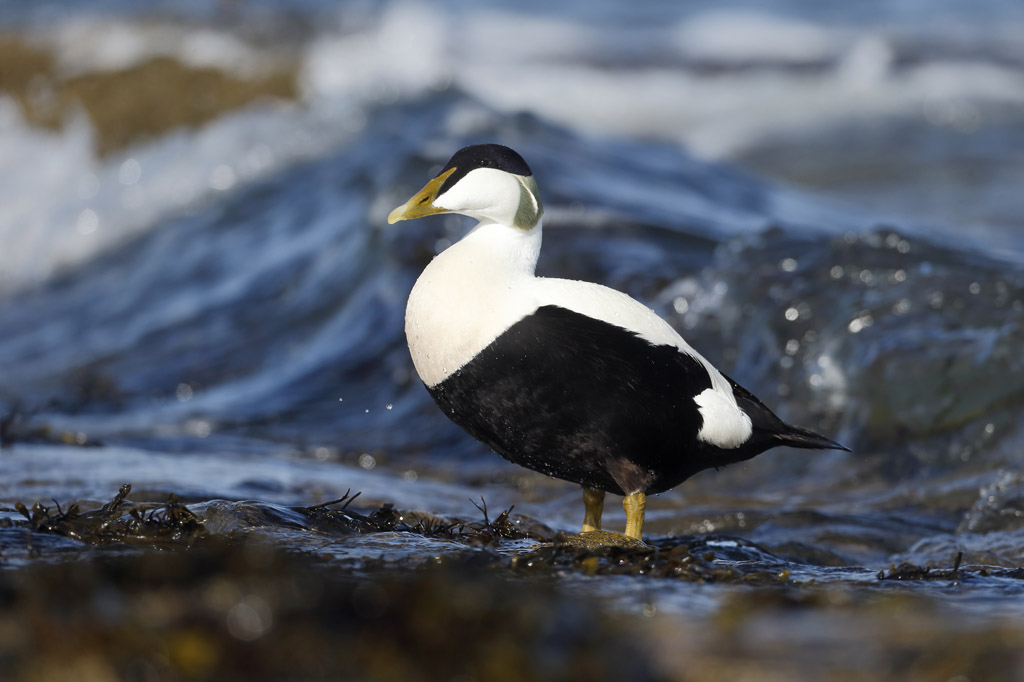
[722,372,850,453]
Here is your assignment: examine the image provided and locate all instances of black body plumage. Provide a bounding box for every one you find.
[426,305,835,496]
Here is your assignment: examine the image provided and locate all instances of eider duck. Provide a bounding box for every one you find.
[389,144,847,541]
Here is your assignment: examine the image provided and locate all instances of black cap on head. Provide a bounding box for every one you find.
[437,144,532,196]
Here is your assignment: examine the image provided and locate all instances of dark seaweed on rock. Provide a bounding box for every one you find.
[6,483,205,547]
[301,490,460,536]
[877,552,1024,583]
[8,485,1023,593]
[513,534,794,584]
[6,485,789,584]
[465,497,558,544]
[878,552,966,581]
[301,491,556,544]
[6,485,553,560]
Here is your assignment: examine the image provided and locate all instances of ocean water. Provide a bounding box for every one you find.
[1,0,1024,677]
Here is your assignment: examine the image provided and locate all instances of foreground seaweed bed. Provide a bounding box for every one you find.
[7,485,1024,586]
[3,487,1024,681]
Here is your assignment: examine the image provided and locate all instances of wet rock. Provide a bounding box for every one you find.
[0,35,299,156]
[557,530,649,550]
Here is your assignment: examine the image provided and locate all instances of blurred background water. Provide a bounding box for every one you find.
[1,0,1024,678]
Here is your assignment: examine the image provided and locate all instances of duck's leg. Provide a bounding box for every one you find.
[560,489,645,549]
[581,487,605,532]
[623,492,646,540]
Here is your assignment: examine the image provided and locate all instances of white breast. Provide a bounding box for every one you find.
[405,221,543,388]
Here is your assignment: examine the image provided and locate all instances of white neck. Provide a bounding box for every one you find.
[459,220,542,277]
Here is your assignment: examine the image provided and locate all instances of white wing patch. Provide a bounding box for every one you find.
[693,387,753,449]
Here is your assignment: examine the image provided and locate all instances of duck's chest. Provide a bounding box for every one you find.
[405,249,536,388]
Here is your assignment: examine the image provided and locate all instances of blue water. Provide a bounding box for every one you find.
[1,0,1024,650]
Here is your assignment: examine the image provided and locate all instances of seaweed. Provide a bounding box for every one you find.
[8,483,205,548]
[301,491,555,544]
[877,551,965,581]
[465,496,557,544]
[12,486,1022,590]
[2,485,790,584]
[512,534,793,584]
[874,551,1024,583]
[302,490,464,538]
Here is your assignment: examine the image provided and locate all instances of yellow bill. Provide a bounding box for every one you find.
[387,168,457,224]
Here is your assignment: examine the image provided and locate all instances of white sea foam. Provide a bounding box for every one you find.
[453,14,1024,158]
[49,18,284,77]
[302,2,450,102]
[0,95,357,295]
[674,10,840,63]
[303,4,1024,159]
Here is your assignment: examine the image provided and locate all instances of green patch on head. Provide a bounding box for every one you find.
[514,175,543,230]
